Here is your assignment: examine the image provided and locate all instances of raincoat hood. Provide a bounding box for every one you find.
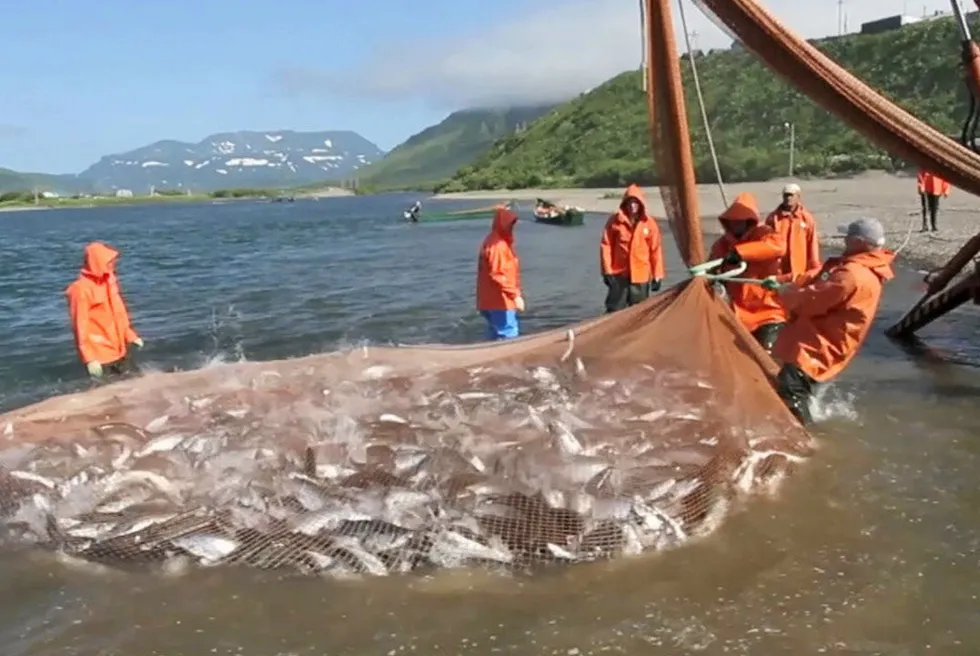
[619,184,648,216]
[491,206,519,241]
[841,248,896,282]
[80,242,119,280]
[717,192,760,232]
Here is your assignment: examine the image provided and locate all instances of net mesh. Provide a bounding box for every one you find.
[0,282,814,577]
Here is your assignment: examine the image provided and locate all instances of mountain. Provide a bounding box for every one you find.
[438,16,971,191]
[0,168,87,195]
[358,106,555,188]
[76,130,384,192]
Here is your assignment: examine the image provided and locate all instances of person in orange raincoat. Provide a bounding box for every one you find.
[917,169,951,232]
[763,217,895,425]
[765,183,820,278]
[708,192,787,352]
[476,206,524,340]
[65,242,144,380]
[599,184,665,313]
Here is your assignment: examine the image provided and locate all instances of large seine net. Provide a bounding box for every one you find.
[0,282,814,578]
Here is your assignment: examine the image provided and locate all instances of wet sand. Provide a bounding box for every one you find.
[432,171,980,271]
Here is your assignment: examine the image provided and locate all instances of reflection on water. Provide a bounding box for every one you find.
[0,198,978,654]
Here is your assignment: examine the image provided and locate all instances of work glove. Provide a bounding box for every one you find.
[602,274,612,287]
[760,276,788,293]
[86,361,103,378]
[722,249,743,267]
[515,296,526,312]
[132,337,144,349]
[650,279,662,292]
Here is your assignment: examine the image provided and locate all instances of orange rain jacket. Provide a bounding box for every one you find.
[600,185,665,284]
[65,242,141,366]
[708,192,787,333]
[476,207,522,311]
[771,248,895,383]
[917,169,951,197]
[765,202,820,277]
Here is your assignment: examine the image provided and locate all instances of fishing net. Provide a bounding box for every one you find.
[0,281,813,577]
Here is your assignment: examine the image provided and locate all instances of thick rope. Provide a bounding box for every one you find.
[678,0,727,207]
[689,258,769,285]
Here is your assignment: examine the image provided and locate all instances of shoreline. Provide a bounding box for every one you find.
[431,171,979,271]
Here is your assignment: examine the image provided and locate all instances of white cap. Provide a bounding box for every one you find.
[782,183,801,195]
[837,217,885,247]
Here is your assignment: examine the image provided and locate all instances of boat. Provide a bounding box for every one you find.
[532,198,585,226]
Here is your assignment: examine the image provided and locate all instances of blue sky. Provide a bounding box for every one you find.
[0,0,955,174]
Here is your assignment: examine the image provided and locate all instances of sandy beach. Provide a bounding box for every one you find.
[432,171,980,271]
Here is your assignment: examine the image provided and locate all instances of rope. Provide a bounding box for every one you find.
[678,0,727,207]
[639,0,648,92]
[689,258,769,285]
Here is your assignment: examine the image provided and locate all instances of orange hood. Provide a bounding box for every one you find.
[839,248,896,282]
[491,206,519,242]
[717,192,760,232]
[80,242,119,280]
[619,184,648,216]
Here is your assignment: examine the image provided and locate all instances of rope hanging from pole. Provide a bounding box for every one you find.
[677,0,727,207]
[639,0,648,92]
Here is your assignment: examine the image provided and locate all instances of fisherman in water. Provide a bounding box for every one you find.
[476,206,524,340]
[763,218,895,425]
[709,192,787,352]
[65,242,145,381]
[600,184,665,313]
[766,183,820,278]
[406,200,422,223]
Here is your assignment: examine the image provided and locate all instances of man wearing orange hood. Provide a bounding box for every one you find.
[600,184,665,313]
[476,206,524,340]
[708,192,787,352]
[917,169,951,232]
[65,242,144,379]
[764,218,895,425]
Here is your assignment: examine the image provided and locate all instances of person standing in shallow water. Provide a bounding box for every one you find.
[65,242,144,380]
[476,206,525,340]
[917,168,950,232]
[599,184,665,313]
[763,218,895,425]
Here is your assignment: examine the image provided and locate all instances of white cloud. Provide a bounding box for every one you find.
[274,0,956,109]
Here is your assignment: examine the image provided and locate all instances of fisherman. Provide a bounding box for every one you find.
[65,242,144,381]
[766,183,820,278]
[708,192,787,352]
[763,218,895,425]
[599,184,665,313]
[407,200,422,223]
[476,206,524,340]
[917,168,950,232]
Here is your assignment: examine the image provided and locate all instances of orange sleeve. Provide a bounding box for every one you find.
[806,213,821,271]
[599,216,615,275]
[67,287,96,364]
[734,228,787,262]
[708,237,727,261]
[649,220,665,281]
[113,281,140,343]
[916,171,926,193]
[487,244,520,299]
[781,268,857,317]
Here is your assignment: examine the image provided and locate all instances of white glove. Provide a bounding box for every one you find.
[515,296,526,312]
[86,361,103,378]
[132,338,144,348]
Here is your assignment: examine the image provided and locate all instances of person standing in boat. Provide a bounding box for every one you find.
[65,242,145,381]
[917,168,950,232]
[708,192,787,352]
[476,206,524,340]
[765,183,820,278]
[762,218,895,425]
[599,184,665,313]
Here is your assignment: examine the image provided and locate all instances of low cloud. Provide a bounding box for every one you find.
[270,0,953,109]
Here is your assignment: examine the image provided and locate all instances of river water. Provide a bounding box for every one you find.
[0,194,978,655]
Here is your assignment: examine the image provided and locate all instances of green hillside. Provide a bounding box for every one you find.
[438,16,974,192]
[359,106,554,189]
[0,168,84,194]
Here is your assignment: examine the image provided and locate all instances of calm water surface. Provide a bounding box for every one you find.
[0,194,978,655]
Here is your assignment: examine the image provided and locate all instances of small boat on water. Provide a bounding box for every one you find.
[533,198,585,226]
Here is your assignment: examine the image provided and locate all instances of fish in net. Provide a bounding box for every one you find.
[0,283,814,577]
